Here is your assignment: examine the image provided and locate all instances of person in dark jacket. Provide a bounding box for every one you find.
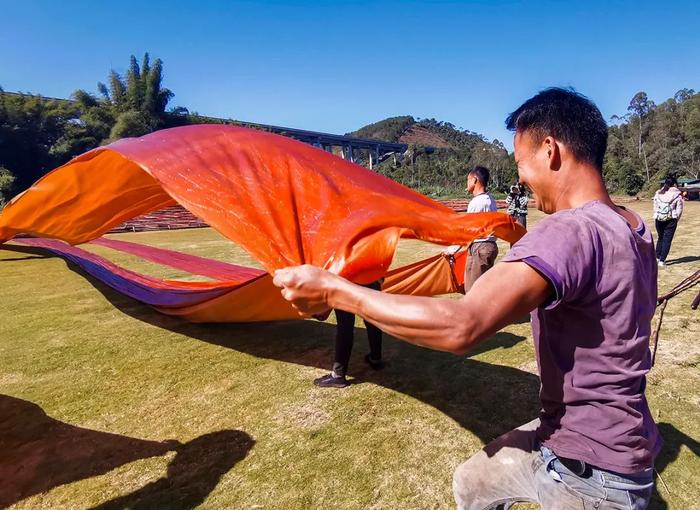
[506,183,529,228]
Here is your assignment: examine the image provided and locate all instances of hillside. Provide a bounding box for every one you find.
[347,116,516,196]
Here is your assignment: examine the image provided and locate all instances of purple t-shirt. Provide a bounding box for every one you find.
[502,200,662,474]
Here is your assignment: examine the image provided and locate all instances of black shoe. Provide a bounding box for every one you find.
[364,354,385,370]
[313,373,349,388]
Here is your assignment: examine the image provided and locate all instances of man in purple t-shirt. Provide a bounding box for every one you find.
[273,88,661,509]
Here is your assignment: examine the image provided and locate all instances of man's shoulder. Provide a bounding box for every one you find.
[485,193,498,210]
[531,207,592,231]
[536,202,649,244]
[467,193,496,212]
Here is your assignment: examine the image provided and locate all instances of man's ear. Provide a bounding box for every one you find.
[543,136,561,171]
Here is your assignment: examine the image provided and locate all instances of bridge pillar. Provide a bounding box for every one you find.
[343,145,355,163]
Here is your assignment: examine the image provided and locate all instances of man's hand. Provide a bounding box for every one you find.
[272,265,339,317]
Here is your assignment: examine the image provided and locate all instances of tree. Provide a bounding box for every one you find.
[0,53,179,195]
[73,52,175,143]
[0,90,80,192]
[0,166,16,207]
[627,91,655,181]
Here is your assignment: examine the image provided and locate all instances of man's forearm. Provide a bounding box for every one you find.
[273,260,550,355]
[327,278,477,354]
[324,259,549,355]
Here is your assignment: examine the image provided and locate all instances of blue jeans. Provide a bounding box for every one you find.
[453,419,654,509]
[655,218,678,262]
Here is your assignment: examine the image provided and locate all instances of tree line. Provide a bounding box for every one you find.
[0,53,220,206]
[604,89,700,194]
[1,53,698,205]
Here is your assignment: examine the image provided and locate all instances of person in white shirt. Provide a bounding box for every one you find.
[464,166,498,291]
[653,175,684,266]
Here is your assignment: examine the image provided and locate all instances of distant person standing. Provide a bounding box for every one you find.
[464,166,498,292]
[506,183,529,228]
[653,175,684,267]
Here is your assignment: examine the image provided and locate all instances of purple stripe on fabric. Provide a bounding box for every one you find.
[90,237,265,282]
[521,255,563,309]
[12,238,237,307]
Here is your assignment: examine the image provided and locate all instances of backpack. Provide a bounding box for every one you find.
[655,195,677,221]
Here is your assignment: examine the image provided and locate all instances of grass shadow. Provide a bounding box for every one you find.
[0,244,52,260]
[0,394,171,507]
[648,422,700,510]
[91,430,254,510]
[664,255,700,266]
[2,242,542,448]
[466,329,527,357]
[162,320,539,447]
[0,394,253,509]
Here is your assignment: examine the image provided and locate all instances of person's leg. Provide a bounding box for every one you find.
[480,241,498,273]
[518,214,527,229]
[453,419,541,509]
[453,418,650,510]
[463,243,479,293]
[364,320,383,365]
[464,242,497,292]
[659,218,678,262]
[655,220,665,260]
[535,447,654,509]
[363,281,384,368]
[315,309,355,387]
[333,309,355,376]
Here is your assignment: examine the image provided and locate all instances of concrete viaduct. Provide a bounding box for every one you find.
[214,119,409,169]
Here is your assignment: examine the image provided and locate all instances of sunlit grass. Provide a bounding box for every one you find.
[0,201,697,509]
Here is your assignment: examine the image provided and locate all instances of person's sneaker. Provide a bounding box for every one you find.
[658,260,665,267]
[364,354,385,370]
[313,373,349,388]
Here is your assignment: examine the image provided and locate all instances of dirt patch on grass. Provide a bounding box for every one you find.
[273,392,333,430]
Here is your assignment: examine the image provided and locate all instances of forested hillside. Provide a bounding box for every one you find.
[348,117,516,196]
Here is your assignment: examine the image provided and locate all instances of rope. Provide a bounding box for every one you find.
[651,269,700,366]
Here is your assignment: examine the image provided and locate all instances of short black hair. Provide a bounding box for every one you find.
[505,87,608,170]
[469,165,490,187]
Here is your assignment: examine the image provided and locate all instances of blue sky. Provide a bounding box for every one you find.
[2,0,699,148]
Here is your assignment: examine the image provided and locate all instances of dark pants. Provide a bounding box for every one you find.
[464,241,498,293]
[333,281,382,377]
[655,218,678,262]
[514,213,527,229]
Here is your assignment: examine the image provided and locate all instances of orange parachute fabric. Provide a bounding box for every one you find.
[0,125,524,322]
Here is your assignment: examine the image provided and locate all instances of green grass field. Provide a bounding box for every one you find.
[0,201,698,509]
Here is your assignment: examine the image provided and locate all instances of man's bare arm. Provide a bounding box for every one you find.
[273,260,551,355]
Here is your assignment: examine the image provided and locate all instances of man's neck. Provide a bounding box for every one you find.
[472,184,487,197]
[550,164,611,212]
[547,163,640,228]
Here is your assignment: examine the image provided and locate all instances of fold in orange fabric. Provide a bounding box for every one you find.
[0,125,524,322]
